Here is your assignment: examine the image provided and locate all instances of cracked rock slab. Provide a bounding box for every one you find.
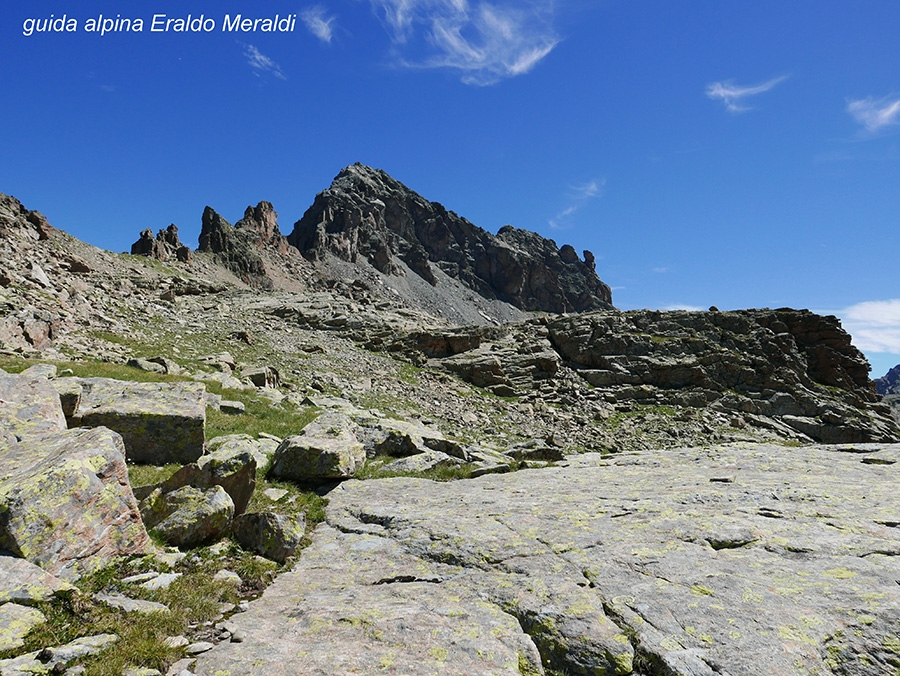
[194,525,543,676]
[204,442,900,675]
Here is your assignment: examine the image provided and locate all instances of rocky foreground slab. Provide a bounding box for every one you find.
[196,442,900,676]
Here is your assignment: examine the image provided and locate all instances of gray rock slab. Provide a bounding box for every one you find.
[0,553,76,605]
[200,442,900,676]
[194,525,542,676]
[68,378,206,464]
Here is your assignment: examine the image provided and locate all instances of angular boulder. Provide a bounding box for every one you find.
[270,412,365,482]
[140,485,234,548]
[231,511,305,564]
[67,378,206,464]
[0,426,150,579]
[147,443,257,516]
[0,373,66,443]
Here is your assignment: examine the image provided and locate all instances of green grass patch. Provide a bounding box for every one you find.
[354,458,474,482]
[206,394,318,440]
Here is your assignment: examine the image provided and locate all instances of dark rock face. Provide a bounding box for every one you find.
[131,224,191,263]
[876,364,900,396]
[547,308,897,443]
[288,164,613,313]
[197,205,277,289]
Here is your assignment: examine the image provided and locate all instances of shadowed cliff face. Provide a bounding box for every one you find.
[287,164,614,314]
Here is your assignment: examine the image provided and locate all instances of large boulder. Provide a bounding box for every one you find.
[231,511,305,564]
[66,378,206,464]
[0,373,67,444]
[0,426,149,579]
[143,442,257,516]
[139,485,234,548]
[269,412,365,482]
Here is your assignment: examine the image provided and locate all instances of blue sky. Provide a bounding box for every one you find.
[2,1,899,377]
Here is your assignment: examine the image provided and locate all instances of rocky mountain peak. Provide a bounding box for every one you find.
[234,201,290,254]
[287,164,613,314]
[197,205,276,289]
[877,364,900,396]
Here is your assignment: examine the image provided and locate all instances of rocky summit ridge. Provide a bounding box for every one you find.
[0,169,899,675]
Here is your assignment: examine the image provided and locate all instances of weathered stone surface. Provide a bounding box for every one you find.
[194,525,543,676]
[201,442,900,675]
[288,164,613,313]
[0,426,149,579]
[68,378,206,464]
[0,553,76,605]
[269,411,365,482]
[140,485,234,548]
[0,373,67,443]
[149,443,257,516]
[231,511,305,564]
[0,603,45,651]
[207,434,275,468]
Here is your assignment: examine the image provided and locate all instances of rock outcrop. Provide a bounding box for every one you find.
[0,193,53,242]
[288,164,613,313]
[197,202,290,289]
[197,441,900,676]
[546,308,896,443]
[130,224,191,263]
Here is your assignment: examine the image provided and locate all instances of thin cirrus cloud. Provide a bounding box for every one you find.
[243,44,286,80]
[706,75,788,113]
[302,6,336,44]
[846,95,900,133]
[368,0,559,85]
[549,178,605,229]
[839,299,900,354]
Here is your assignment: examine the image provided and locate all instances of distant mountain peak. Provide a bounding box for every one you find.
[287,164,613,314]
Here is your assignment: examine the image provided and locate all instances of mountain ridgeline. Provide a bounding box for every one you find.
[162,164,613,314]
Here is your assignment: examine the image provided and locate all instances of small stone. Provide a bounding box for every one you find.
[140,572,182,590]
[164,636,190,649]
[218,400,245,415]
[185,641,215,655]
[212,570,241,586]
[262,488,288,501]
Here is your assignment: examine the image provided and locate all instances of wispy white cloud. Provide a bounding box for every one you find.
[847,95,900,133]
[549,177,605,229]
[706,75,788,113]
[302,6,336,44]
[368,0,559,85]
[243,44,286,80]
[839,299,900,354]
